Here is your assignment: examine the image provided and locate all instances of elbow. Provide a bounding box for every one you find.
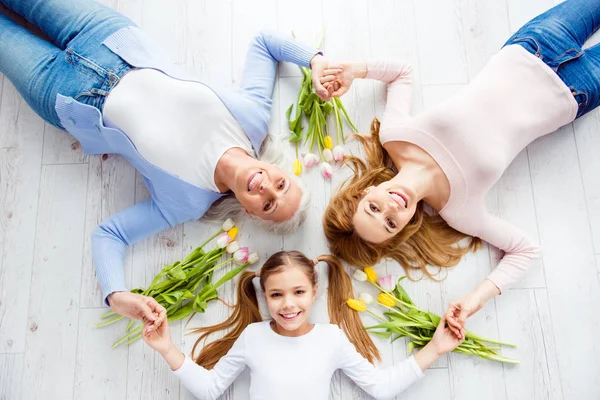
[92,222,129,247]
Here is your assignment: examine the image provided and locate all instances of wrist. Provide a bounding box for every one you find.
[414,342,441,372]
[107,291,124,306]
[473,280,500,303]
[310,53,324,69]
[351,61,368,79]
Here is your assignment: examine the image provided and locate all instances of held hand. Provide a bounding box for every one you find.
[445,291,485,339]
[108,291,167,335]
[310,54,339,101]
[430,315,464,355]
[142,316,173,356]
[320,62,357,98]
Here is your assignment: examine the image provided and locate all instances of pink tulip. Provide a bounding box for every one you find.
[320,162,333,179]
[303,153,319,168]
[216,232,232,249]
[234,247,250,265]
[377,274,394,292]
[332,146,344,162]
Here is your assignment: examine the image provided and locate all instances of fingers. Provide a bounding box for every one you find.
[319,75,338,84]
[322,68,342,76]
[146,297,166,325]
[445,305,464,339]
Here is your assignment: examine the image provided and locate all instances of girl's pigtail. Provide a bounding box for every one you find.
[318,255,381,363]
[191,271,262,369]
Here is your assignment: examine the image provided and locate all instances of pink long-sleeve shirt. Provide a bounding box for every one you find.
[366,44,578,293]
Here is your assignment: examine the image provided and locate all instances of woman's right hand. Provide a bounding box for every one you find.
[142,315,173,356]
[320,62,365,97]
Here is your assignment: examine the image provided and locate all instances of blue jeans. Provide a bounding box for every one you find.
[505,0,600,119]
[0,0,134,128]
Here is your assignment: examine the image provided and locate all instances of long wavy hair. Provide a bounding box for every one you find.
[191,251,380,369]
[323,118,481,280]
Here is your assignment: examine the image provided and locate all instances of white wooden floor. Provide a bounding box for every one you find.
[2,0,600,399]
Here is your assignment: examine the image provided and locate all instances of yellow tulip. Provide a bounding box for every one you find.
[378,293,396,307]
[293,158,302,176]
[346,299,367,312]
[324,135,333,150]
[364,266,377,283]
[227,226,239,240]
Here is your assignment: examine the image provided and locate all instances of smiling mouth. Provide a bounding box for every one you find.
[247,171,263,192]
[389,191,408,208]
[279,311,301,321]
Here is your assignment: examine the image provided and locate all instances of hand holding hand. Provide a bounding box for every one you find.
[320,62,360,98]
[142,315,172,356]
[108,291,167,335]
[310,54,340,101]
[430,315,464,355]
[445,291,485,339]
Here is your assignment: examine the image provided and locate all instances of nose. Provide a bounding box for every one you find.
[282,294,294,309]
[259,179,274,196]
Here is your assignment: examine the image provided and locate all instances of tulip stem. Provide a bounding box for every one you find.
[367,309,387,323]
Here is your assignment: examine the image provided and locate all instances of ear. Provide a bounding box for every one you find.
[312,283,319,302]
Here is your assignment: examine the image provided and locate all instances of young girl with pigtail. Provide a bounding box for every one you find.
[142,251,463,400]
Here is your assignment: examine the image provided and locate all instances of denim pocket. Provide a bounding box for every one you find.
[511,36,543,59]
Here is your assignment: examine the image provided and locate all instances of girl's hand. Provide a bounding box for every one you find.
[431,315,464,355]
[142,315,172,356]
[320,62,361,98]
[445,291,485,339]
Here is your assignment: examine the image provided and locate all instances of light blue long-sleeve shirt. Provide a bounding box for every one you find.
[54,27,318,304]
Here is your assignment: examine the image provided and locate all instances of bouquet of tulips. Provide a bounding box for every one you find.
[347,267,519,364]
[97,219,258,347]
[287,30,358,179]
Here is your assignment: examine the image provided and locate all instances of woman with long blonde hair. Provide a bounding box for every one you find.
[322,0,598,339]
[141,251,462,399]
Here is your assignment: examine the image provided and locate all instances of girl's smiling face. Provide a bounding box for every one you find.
[264,265,317,337]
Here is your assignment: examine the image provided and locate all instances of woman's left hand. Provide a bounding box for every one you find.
[444,291,485,339]
[310,54,340,101]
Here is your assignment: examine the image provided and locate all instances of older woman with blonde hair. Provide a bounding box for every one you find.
[322,0,599,338]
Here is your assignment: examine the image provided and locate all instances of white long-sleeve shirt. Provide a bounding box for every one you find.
[173,321,424,400]
[366,45,578,293]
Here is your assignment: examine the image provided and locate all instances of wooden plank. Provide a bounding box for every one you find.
[140,0,187,64]
[183,0,233,89]
[527,123,600,398]
[456,0,511,78]
[73,309,128,400]
[441,249,507,400]
[0,354,23,400]
[79,154,137,308]
[496,288,563,400]
[42,123,88,165]
[402,368,451,400]
[276,0,323,78]
[126,175,183,400]
[0,80,44,353]
[413,0,468,85]
[21,164,88,400]
[573,111,600,253]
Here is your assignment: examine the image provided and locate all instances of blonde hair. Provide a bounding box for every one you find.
[323,118,481,280]
[191,251,380,369]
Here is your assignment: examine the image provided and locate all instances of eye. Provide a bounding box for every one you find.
[270,293,281,298]
[295,290,305,295]
[263,200,273,211]
[387,219,397,229]
[278,180,286,190]
[369,203,379,212]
